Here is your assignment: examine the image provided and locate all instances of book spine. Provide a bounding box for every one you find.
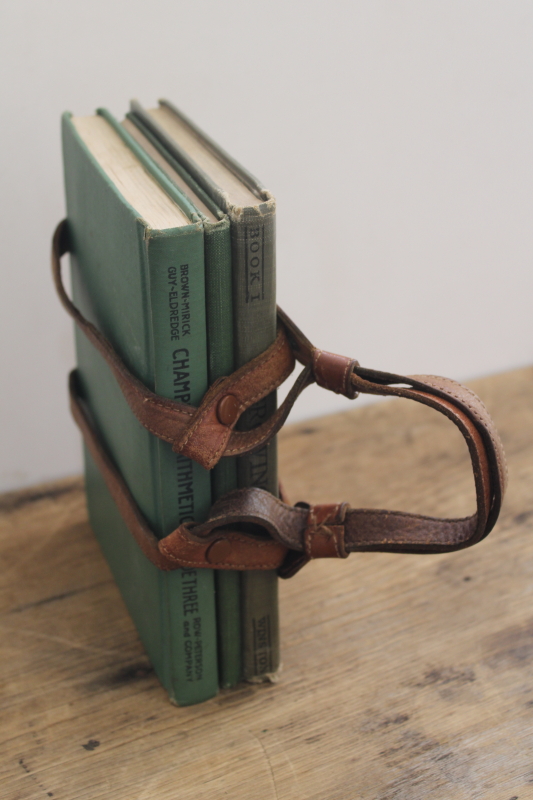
[231,209,280,681]
[121,108,242,688]
[63,113,218,705]
[204,220,242,688]
[147,227,218,705]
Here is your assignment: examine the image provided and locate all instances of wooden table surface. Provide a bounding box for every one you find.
[2,367,532,800]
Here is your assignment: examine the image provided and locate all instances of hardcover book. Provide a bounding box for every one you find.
[122,116,242,688]
[128,100,280,681]
[62,109,219,704]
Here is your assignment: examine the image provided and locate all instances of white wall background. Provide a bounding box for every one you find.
[0,1,532,493]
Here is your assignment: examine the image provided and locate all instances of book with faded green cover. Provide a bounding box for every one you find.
[62,108,218,705]
[123,115,242,688]
[128,99,280,682]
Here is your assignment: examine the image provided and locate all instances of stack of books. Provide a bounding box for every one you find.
[62,100,279,705]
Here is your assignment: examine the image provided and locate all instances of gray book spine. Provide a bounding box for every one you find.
[230,207,280,681]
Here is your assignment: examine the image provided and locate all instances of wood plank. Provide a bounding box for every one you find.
[1,366,532,800]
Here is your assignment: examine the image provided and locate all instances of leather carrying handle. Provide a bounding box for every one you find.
[56,220,507,575]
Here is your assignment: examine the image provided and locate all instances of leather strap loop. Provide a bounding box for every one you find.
[301,502,350,559]
[312,351,359,399]
[69,372,288,571]
[56,220,507,575]
[53,220,298,470]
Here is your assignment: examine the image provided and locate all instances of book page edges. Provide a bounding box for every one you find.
[69,114,190,231]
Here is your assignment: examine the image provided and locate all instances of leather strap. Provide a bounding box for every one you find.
[56,220,507,575]
[69,372,288,571]
[53,221,299,470]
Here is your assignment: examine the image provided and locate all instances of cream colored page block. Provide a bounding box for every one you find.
[149,106,259,209]
[72,115,189,230]
[122,118,217,222]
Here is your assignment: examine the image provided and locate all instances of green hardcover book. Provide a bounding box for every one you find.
[123,116,242,688]
[128,100,280,682]
[62,108,218,705]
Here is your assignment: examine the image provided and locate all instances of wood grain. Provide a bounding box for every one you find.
[1,367,532,800]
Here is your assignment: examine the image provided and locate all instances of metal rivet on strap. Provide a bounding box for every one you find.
[217,394,240,426]
[206,538,234,563]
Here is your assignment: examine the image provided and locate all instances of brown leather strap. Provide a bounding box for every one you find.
[53,220,299,470]
[57,219,507,575]
[173,415,505,574]
[72,348,504,573]
[147,323,507,571]
[302,503,350,559]
[179,341,507,569]
[69,372,288,571]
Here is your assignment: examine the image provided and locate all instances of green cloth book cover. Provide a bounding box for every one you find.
[123,114,242,688]
[128,100,280,682]
[61,109,218,705]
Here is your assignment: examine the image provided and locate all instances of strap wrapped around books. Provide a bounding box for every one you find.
[55,220,507,575]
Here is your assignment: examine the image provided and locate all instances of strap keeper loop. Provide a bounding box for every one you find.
[312,349,359,399]
[303,503,350,560]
